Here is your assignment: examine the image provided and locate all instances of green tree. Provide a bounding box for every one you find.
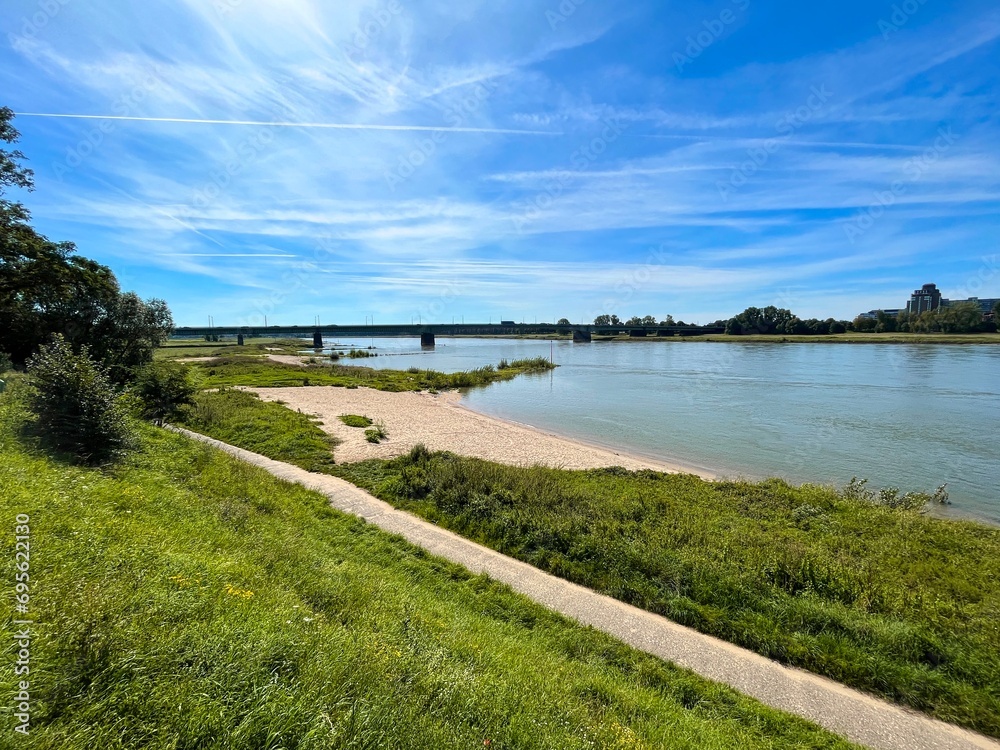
[641,315,657,326]
[726,306,796,335]
[26,335,135,464]
[0,105,33,224]
[593,314,611,325]
[557,318,571,325]
[133,360,195,419]
[659,315,675,326]
[0,109,172,377]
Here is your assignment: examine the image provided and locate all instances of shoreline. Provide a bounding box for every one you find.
[448,395,720,479]
[249,385,717,476]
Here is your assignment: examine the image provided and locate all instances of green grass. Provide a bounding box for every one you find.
[364,423,388,444]
[179,388,338,472]
[156,338,309,360]
[0,384,855,749]
[338,414,373,428]
[333,449,1000,738]
[188,355,555,392]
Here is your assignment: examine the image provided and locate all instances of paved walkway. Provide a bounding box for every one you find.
[171,426,1000,750]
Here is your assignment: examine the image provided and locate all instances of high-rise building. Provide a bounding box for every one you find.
[907,283,942,314]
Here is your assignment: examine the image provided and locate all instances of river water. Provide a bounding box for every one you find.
[320,336,1000,525]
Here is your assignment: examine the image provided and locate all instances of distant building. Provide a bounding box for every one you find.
[858,308,904,320]
[907,283,942,314]
[941,296,1000,314]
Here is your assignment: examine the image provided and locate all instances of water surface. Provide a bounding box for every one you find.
[319,336,1000,524]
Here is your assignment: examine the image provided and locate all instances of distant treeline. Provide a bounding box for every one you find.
[587,301,1000,335]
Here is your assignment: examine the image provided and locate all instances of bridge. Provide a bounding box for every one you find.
[173,322,726,347]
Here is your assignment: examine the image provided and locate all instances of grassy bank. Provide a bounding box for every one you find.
[0,386,854,748]
[155,337,307,360]
[181,388,339,471]
[334,449,1000,738]
[188,355,555,392]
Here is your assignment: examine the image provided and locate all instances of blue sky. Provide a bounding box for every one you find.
[2,0,999,326]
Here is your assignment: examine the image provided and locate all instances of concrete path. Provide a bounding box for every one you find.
[171,426,1000,750]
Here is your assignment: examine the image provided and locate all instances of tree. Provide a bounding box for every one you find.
[133,360,195,419]
[659,315,675,326]
[594,314,611,325]
[625,316,644,326]
[26,335,135,464]
[0,109,173,379]
[994,300,1000,320]
[0,106,34,224]
[557,318,571,325]
[726,306,796,335]
[641,315,657,326]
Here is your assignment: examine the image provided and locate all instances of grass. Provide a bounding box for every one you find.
[156,338,309,360]
[338,414,373,428]
[187,355,555,392]
[333,448,1000,738]
[0,383,855,749]
[178,388,338,472]
[365,422,388,444]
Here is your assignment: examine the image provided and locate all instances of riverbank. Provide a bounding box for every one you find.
[444,333,1000,344]
[249,385,713,476]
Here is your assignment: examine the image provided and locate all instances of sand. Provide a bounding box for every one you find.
[249,385,715,476]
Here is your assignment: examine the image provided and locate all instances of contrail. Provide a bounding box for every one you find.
[14,112,562,136]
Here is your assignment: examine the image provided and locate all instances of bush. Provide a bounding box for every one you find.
[339,414,373,428]
[25,336,135,463]
[133,361,196,419]
[364,422,388,443]
[0,351,11,375]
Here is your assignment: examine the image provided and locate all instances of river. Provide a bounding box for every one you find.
[319,336,1000,525]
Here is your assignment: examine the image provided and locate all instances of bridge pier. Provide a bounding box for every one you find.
[421,332,435,347]
[572,329,592,343]
[313,331,323,348]
[629,329,647,338]
[237,334,244,346]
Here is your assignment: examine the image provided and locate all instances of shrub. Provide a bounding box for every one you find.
[339,414,373,428]
[0,351,11,375]
[25,336,135,463]
[133,361,196,419]
[364,422,388,443]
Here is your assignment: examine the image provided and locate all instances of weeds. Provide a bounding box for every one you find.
[335,450,1000,737]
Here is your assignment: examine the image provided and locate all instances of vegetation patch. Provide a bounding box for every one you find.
[0,391,854,749]
[178,388,338,472]
[187,355,555,392]
[365,423,388,444]
[334,448,1000,738]
[339,414,373,428]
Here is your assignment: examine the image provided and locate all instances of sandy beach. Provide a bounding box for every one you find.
[249,385,715,476]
